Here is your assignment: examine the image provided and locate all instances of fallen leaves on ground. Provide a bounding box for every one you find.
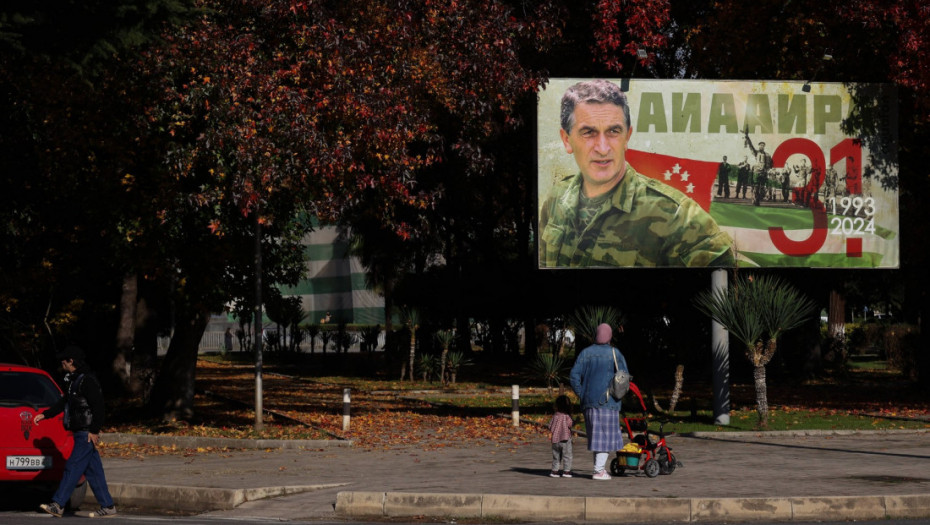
[102,359,547,456]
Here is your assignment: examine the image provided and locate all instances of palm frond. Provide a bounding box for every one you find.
[566,305,625,344]
[693,273,817,347]
[693,273,765,348]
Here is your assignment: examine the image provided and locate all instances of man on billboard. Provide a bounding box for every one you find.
[538,79,734,268]
[745,133,773,206]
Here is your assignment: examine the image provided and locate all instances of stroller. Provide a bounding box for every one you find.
[609,382,681,478]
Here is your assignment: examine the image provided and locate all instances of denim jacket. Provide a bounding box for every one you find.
[570,343,628,411]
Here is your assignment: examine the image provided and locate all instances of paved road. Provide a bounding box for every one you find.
[85,429,930,522]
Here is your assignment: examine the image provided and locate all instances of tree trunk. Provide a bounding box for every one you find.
[523,316,537,357]
[828,289,846,340]
[130,292,161,402]
[440,347,448,385]
[753,363,769,429]
[147,306,210,421]
[407,328,416,381]
[669,365,684,412]
[112,272,138,393]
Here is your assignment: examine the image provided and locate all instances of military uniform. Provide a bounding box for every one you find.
[716,160,730,198]
[538,164,735,268]
[735,160,751,198]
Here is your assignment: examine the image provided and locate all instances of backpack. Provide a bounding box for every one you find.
[608,349,631,400]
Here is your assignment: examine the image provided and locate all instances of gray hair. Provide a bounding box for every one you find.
[560,80,630,134]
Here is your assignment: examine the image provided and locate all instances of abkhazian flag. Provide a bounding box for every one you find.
[626,149,718,212]
[712,203,898,268]
[625,149,898,268]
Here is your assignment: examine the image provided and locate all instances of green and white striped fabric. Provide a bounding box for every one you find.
[280,226,384,325]
[712,202,898,268]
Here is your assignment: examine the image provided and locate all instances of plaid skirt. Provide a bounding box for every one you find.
[583,408,623,452]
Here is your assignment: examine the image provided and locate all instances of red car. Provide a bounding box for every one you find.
[0,363,86,508]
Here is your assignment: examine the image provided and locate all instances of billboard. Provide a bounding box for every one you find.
[538,79,899,269]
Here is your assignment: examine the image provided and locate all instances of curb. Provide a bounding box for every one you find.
[100,426,929,451]
[335,491,930,522]
[101,432,354,450]
[684,428,930,439]
[88,482,349,511]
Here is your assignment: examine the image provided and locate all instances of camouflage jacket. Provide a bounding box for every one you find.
[538,165,735,268]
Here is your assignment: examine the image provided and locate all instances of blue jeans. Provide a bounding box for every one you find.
[53,431,113,508]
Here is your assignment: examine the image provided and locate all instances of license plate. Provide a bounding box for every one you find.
[6,455,53,470]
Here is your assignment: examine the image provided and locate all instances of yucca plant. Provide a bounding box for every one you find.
[445,351,472,384]
[567,305,626,348]
[400,307,420,381]
[694,273,817,428]
[526,353,570,396]
[435,329,455,385]
[417,354,439,382]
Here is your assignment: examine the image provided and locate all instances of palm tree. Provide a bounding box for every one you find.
[303,324,320,353]
[435,329,454,385]
[694,273,817,428]
[400,307,420,381]
[360,324,381,353]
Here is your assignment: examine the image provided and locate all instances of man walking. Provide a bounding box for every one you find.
[35,345,117,518]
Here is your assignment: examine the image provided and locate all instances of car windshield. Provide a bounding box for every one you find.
[0,371,63,408]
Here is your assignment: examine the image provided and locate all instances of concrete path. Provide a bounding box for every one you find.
[97,430,930,522]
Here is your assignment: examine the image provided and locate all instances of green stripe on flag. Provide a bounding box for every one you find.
[739,251,885,268]
[711,202,896,239]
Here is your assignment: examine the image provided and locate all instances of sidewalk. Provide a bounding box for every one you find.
[98,430,930,523]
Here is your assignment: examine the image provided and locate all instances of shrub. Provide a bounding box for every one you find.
[525,353,569,396]
[417,354,439,382]
[445,351,472,384]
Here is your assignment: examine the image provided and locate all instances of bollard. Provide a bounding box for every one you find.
[511,385,520,427]
[342,388,351,431]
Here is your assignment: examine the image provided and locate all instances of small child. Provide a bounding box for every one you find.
[548,394,574,478]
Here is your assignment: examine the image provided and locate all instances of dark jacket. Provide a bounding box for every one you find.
[42,364,106,434]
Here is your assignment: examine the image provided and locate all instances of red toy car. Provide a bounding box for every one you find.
[0,363,86,508]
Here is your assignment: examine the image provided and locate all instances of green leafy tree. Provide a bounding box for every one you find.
[694,273,817,428]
